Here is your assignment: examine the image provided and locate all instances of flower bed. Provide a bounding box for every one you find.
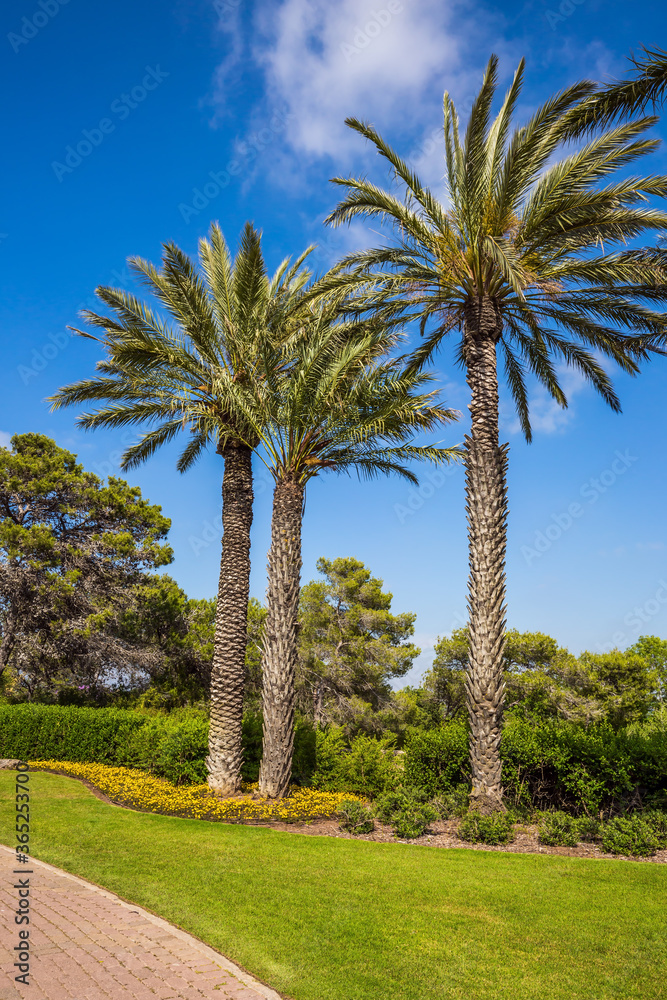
[29,760,360,823]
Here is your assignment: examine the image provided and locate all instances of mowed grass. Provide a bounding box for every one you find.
[1,772,666,1000]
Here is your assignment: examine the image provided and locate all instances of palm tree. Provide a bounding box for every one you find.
[319,55,667,812]
[220,306,460,797]
[50,222,315,795]
[568,46,667,132]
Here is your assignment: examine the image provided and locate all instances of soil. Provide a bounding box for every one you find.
[265,816,667,864]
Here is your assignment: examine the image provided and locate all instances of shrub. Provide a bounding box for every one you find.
[643,809,667,846]
[403,722,469,796]
[152,717,209,785]
[391,803,439,840]
[574,815,602,842]
[337,799,375,834]
[458,811,515,846]
[372,785,438,839]
[501,716,667,814]
[403,715,667,815]
[601,815,661,857]
[431,786,470,819]
[538,811,579,847]
[310,728,402,796]
[374,785,429,824]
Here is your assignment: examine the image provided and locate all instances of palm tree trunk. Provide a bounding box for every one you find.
[207,442,254,795]
[463,297,508,814]
[258,476,305,798]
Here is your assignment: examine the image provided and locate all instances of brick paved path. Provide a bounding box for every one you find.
[0,847,282,1000]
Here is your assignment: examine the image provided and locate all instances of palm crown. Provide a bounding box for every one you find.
[319,52,667,811]
[323,55,667,438]
[50,222,316,465]
[218,303,461,485]
[49,221,326,798]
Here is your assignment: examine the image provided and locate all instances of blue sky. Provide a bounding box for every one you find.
[2,0,667,685]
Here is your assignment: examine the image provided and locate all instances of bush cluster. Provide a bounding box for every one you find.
[537,808,667,856]
[458,811,515,845]
[403,716,667,814]
[374,785,439,839]
[310,727,402,796]
[4,704,666,856]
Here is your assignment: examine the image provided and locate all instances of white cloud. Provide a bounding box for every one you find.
[501,367,589,437]
[0,431,12,449]
[211,0,506,166]
[206,3,246,121]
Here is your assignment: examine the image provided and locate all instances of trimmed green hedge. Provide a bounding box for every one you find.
[404,716,667,814]
[0,704,316,787]
[0,704,147,765]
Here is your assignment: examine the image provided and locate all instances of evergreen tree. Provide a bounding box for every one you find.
[0,433,171,701]
[298,556,420,727]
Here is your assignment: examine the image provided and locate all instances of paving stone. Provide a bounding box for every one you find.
[0,849,283,1000]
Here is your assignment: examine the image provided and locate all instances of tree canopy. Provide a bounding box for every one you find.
[424,626,662,727]
[0,433,176,701]
[297,556,420,728]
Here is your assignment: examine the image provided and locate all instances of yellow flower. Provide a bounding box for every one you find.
[28,761,361,823]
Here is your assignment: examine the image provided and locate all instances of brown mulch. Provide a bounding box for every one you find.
[265,815,667,864]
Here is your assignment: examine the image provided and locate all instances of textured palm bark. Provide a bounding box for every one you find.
[258,477,305,798]
[207,442,254,796]
[463,297,509,814]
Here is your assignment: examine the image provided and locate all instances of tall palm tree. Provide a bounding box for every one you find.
[220,307,461,797]
[50,222,315,795]
[319,56,667,812]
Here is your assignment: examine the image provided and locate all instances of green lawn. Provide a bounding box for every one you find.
[1,772,666,1000]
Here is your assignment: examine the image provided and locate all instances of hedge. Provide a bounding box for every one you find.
[404,716,667,814]
[0,704,316,787]
[0,704,147,765]
[3,704,665,810]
